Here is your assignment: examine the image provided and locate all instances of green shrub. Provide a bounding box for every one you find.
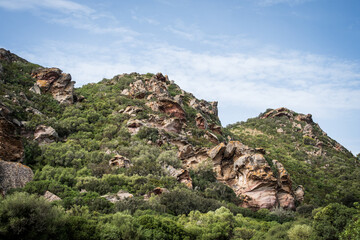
[0,192,66,240]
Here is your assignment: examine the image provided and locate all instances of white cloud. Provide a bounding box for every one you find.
[0,0,136,35]
[0,0,93,14]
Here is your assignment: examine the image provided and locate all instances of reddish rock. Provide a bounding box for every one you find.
[195,113,208,129]
[207,141,299,210]
[158,98,186,120]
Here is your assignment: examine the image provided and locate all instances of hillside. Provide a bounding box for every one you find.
[0,48,360,240]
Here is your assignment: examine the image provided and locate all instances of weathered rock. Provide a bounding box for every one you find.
[182,148,209,168]
[162,118,183,133]
[178,144,195,160]
[101,190,133,203]
[129,80,147,98]
[127,119,143,134]
[209,124,222,135]
[195,113,208,129]
[0,160,33,195]
[295,114,313,124]
[31,68,75,104]
[43,191,61,202]
[207,142,225,163]
[294,185,305,202]
[0,117,24,162]
[165,165,193,188]
[29,84,41,94]
[190,98,218,116]
[204,131,219,144]
[158,98,186,119]
[207,141,299,210]
[34,125,58,144]
[109,155,132,169]
[261,107,294,119]
[120,106,143,116]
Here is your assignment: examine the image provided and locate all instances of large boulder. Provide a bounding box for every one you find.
[207,141,300,210]
[0,160,33,195]
[31,67,75,104]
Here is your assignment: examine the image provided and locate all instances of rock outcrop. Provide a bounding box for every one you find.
[34,125,58,144]
[31,68,75,104]
[0,116,24,162]
[109,155,132,169]
[206,141,298,210]
[0,160,34,195]
[165,165,193,189]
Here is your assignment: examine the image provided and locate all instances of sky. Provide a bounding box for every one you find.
[0,0,359,154]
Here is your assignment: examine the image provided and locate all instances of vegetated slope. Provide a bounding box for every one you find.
[1,48,360,240]
[227,107,360,207]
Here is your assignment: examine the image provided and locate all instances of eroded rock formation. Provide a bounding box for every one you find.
[31,68,75,104]
[205,141,299,210]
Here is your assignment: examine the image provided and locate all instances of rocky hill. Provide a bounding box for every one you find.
[227,107,360,207]
[0,48,359,239]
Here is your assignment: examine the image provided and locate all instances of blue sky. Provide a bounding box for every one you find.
[0,0,359,154]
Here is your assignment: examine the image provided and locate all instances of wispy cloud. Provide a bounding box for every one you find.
[0,0,136,35]
[0,0,93,15]
[256,0,313,7]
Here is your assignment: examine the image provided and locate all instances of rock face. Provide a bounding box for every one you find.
[109,155,132,168]
[34,125,58,144]
[0,117,24,162]
[207,141,298,210]
[31,68,75,104]
[0,160,34,195]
